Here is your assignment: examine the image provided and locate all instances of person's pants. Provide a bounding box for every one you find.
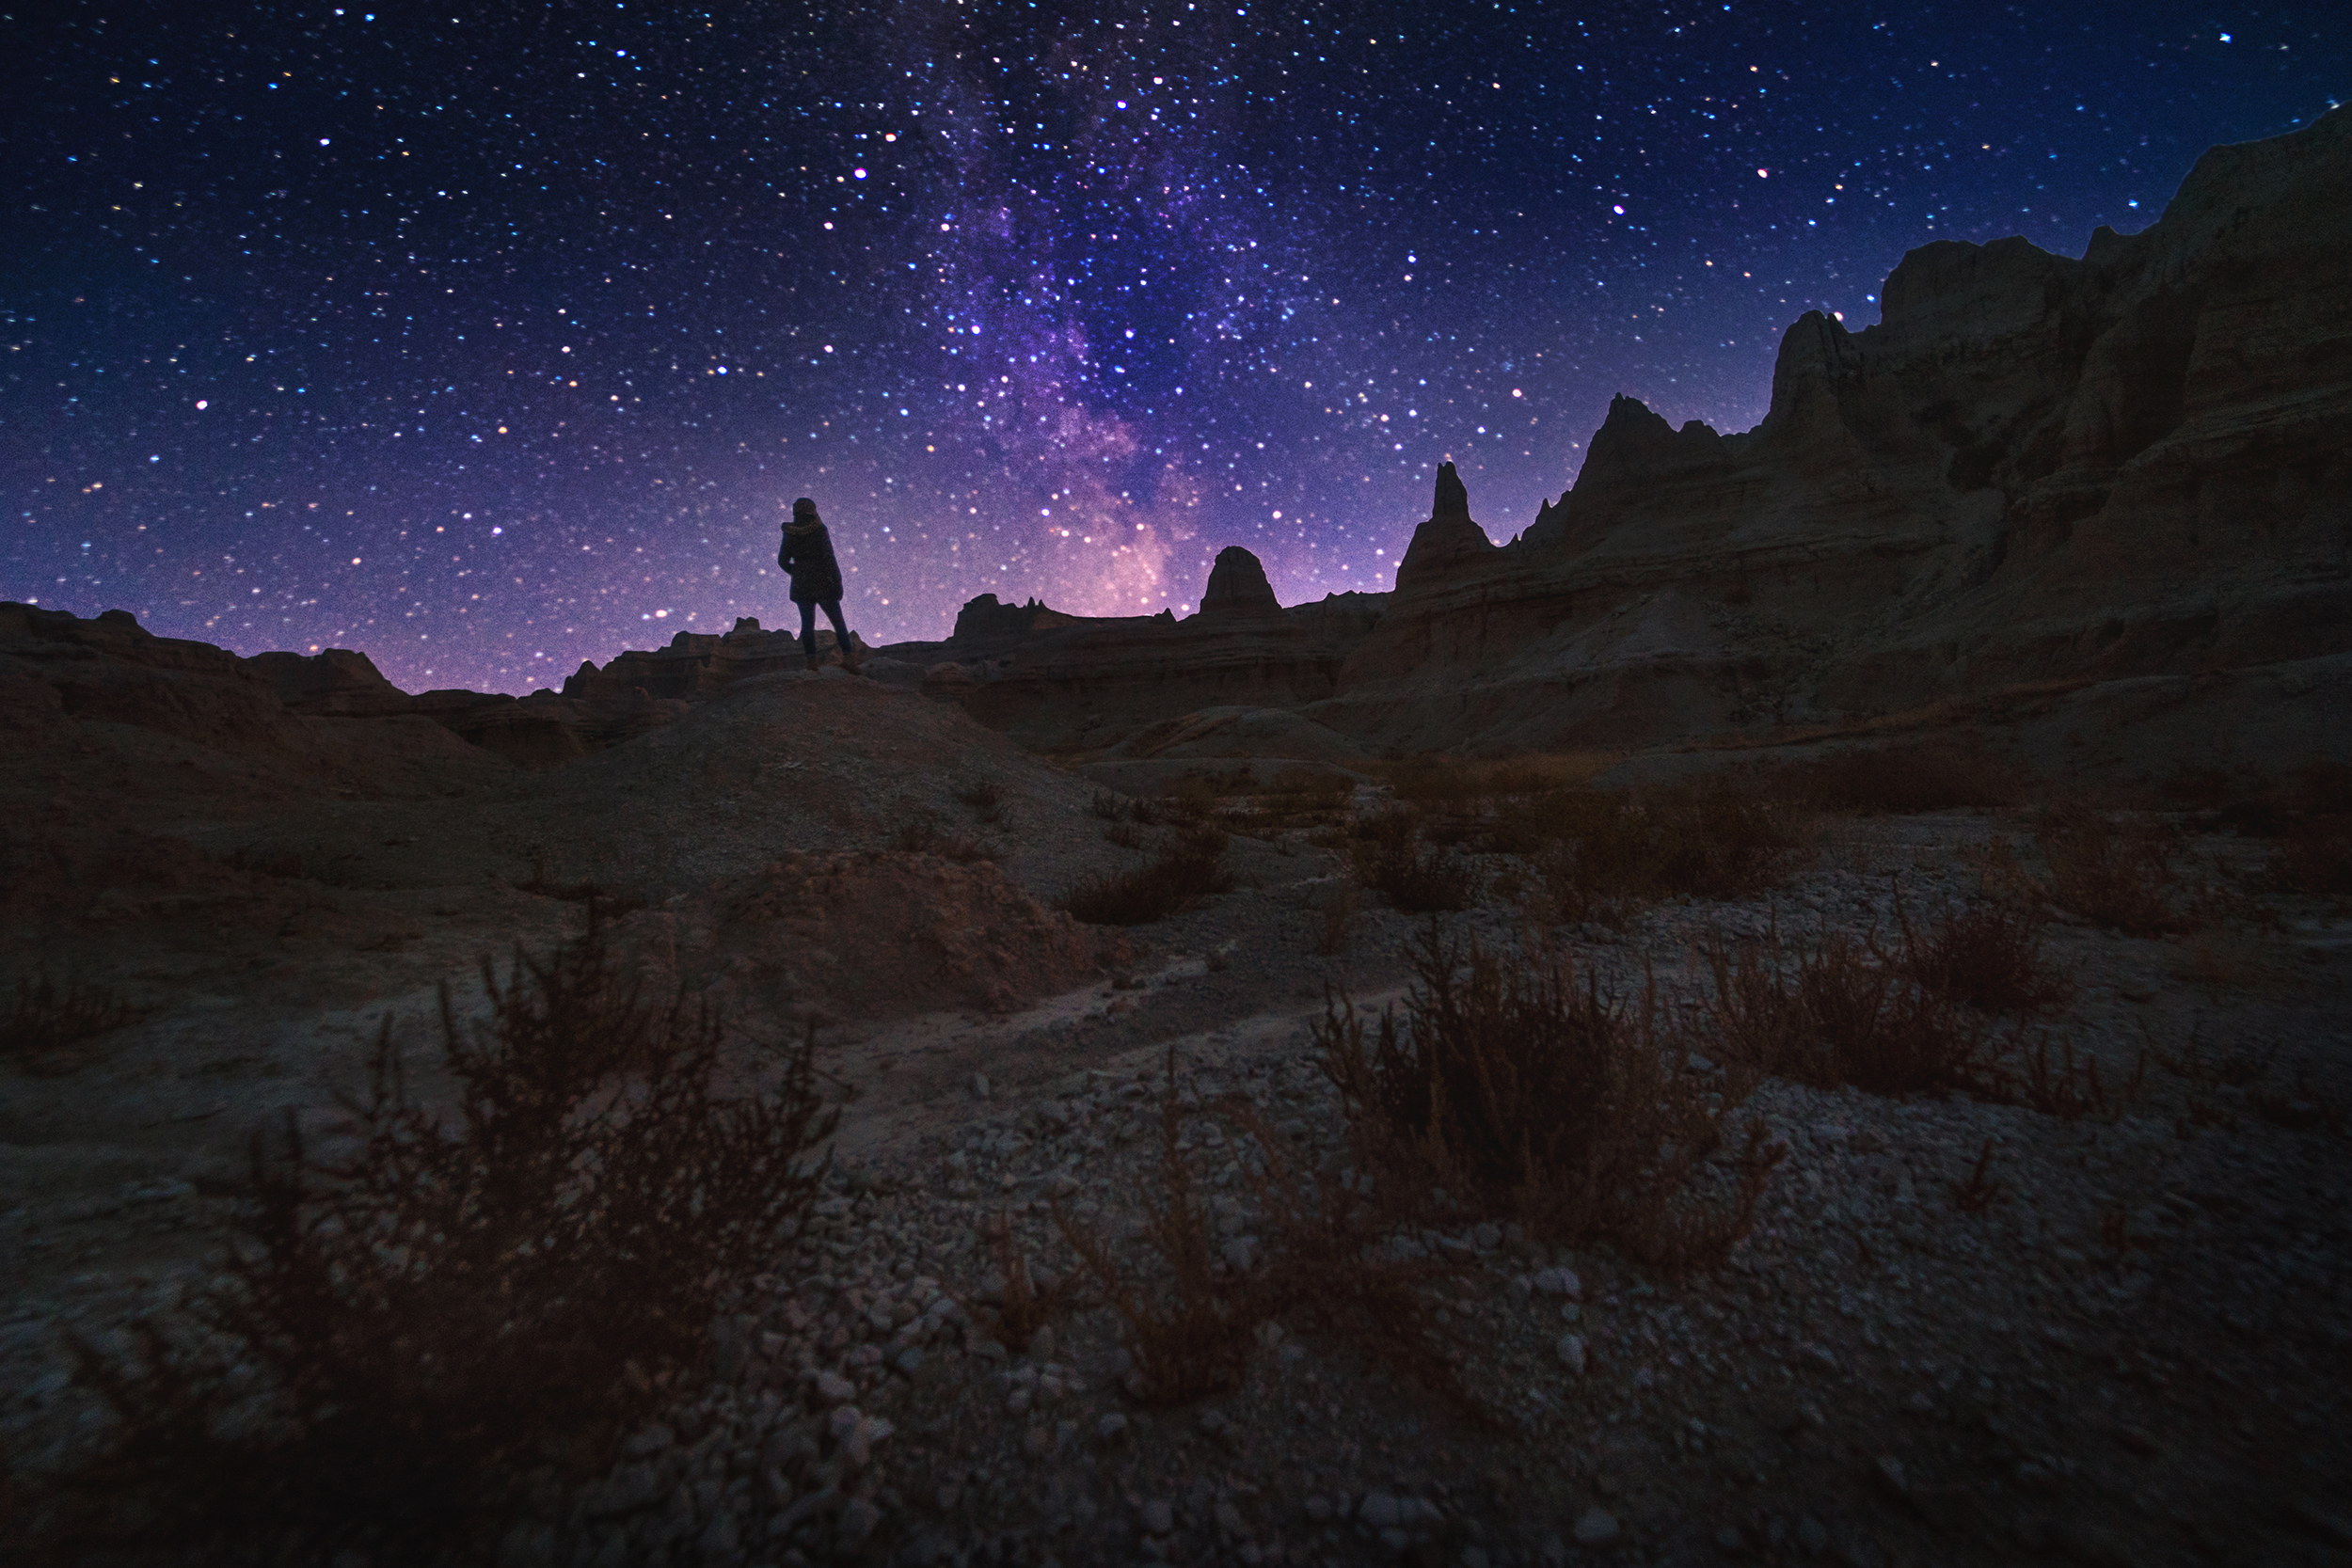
[798,598,850,661]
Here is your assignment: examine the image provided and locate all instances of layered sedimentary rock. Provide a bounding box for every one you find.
[930,560,1389,752]
[1307,105,2352,760]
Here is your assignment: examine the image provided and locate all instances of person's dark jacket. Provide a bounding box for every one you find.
[778,518,845,604]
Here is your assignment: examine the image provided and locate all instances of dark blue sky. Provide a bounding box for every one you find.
[5,1,2344,692]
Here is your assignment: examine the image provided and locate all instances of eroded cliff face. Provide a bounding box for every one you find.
[1314,105,2352,758]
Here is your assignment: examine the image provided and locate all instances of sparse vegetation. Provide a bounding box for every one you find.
[889,807,996,863]
[2265,761,2352,900]
[51,918,836,1563]
[954,777,1007,824]
[1060,829,1235,926]
[1353,832,1483,913]
[1057,1046,1470,1410]
[977,1212,1075,1353]
[1893,893,2071,1013]
[1315,927,1784,1270]
[1495,781,1807,922]
[1782,743,2028,815]
[1225,768,1358,838]
[1315,881,1360,956]
[1947,1138,2008,1212]
[516,846,647,913]
[1702,922,2000,1097]
[2,969,140,1076]
[2034,800,2201,934]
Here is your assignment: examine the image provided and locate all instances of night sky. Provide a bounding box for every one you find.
[6,3,2344,694]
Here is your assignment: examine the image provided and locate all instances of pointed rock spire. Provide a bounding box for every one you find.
[1200,545,1283,617]
[1393,461,1496,594]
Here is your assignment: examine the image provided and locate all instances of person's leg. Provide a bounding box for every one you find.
[820,599,856,668]
[798,600,819,665]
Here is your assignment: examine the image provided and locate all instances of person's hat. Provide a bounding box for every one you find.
[791,497,818,517]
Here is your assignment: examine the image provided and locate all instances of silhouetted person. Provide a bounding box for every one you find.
[778,497,861,673]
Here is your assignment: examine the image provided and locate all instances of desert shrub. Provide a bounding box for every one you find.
[1386,757,1483,808]
[954,777,1007,823]
[1702,924,2001,1097]
[2034,801,2200,934]
[2267,829,2352,899]
[1893,895,2071,1013]
[1315,882,1360,957]
[1057,1047,1468,1410]
[1498,781,1805,920]
[1104,819,1149,850]
[976,1212,1076,1354]
[50,919,837,1563]
[1783,743,2027,815]
[1354,833,1482,913]
[2261,764,2352,898]
[889,807,995,863]
[1316,927,1783,1269]
[1227,769,1358,839]
[1263,767,1356,808]
[1086,790,1167,829]
[1060,830,1235,925]
[3,969,139,1076]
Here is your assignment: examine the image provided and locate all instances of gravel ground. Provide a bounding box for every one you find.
[8,809,2350,1567]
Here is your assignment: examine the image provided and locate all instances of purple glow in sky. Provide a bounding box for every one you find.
[5,1,2344,690]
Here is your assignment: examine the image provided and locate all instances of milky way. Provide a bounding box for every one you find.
[5,2,2344,692]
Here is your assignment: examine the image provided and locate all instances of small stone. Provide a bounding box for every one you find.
[694,1511,737,1561]
[1027,1325,1057,1361]
[970,1071,991,1099]
[624,1423,675,1457]
[1215,1500,1246,1537]
[1472,1222,1502,1250]
[835,1497,881,1548]
[1022,1425,1053,1457]
[1714,1524,1747,1556]
[1305,1496,1332,1523]
[812,1370,855,1404]
[1796,1514,1829,1555]
[1359,1493,1402,1529]
[1097,1413,1130,1443]
[1531,1267,1582,1299]
[1555,1333,1588,1375]
[1222,1236,1260,1273]
[1141,1498,1175,1535]
[1871,1455,1909,1499]
[1573,1506,1620,1547]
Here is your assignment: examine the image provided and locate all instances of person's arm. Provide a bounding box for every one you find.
[777,532,794,573]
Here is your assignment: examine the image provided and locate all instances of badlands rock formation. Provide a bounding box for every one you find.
[517,111,2351,785]
[874,107,2345,780]
[1313,105,2352,768]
